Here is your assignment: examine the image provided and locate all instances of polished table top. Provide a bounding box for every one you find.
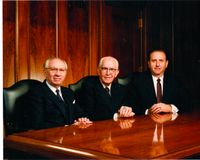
[5,110,200,159]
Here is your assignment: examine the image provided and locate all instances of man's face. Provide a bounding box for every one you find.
[98,58,119,86]
[45,59,67,88]
[148,51,168,77]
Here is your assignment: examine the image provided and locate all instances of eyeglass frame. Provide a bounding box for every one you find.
[45,67,67,73]
[100,67,118,73]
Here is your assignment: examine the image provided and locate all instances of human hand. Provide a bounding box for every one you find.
[74,117,93,128]
[149,113,172,124]
[118,106,135,117]
[149,103,172,114]
[118,118,135,129]
[74,117,93,124]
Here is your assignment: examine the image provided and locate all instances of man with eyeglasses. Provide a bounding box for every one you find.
[77,56,134,121]
[23,57,92,130]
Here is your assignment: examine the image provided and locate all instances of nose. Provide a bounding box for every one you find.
[54,70,62,75]
[156,61,160,66]
[105,69,111,74]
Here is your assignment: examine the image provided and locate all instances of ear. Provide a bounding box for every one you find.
[97,68,100,75]
[114,70,119,78]
[166,60,169,68]
[147,61,150,68]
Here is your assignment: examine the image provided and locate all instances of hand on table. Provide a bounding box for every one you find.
[149,103,172,114]
[118,106,135,118]
[74,117,93,128]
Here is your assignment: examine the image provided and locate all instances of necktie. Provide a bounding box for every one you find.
[56,89,63,101]
[105,87,110,95]
[153,124,164,143]
[157,78,162,102]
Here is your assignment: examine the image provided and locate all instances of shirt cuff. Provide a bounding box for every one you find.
[171,104,179,113]
[145,109,149,115]
[171,113,178,121]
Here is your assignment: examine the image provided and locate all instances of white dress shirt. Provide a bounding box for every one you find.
[145,75,178,115]
[46,81,64,100]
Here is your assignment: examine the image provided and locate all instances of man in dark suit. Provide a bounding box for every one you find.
[123,49,191,115]
[77,56,134,121]
[23,57,92,130]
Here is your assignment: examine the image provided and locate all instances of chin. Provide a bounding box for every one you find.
[102,80,111,85]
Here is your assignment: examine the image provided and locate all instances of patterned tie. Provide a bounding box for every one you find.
[105,87,110,95]
[157,78,162,102]
[56,89,63,101]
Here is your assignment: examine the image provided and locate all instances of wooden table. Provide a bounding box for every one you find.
[4,110,200,159]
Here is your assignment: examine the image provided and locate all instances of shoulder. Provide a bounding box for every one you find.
[61,86,74,95]
[164,73,185,86]
[133,71,151,83]
[27,82,46,94]
[112,81,125,90]
[82,76,100,87]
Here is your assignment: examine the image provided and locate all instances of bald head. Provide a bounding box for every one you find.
[98,56,119,70]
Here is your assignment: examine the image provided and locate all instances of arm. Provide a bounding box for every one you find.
[76,81,96,120]
[24,88,46,129]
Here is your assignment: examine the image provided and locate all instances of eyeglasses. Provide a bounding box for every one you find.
[46,67,66,73]
[100,67,118,73]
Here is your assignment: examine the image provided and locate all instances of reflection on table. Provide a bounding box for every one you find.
[149,113,178,158]
[4,111,200,159]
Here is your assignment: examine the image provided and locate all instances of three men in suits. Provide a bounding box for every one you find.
[23,57,92,130]
[123,49,191,115]
[77,56,134,121]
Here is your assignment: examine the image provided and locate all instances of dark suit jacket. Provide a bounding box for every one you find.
[23,81,87,130]
[77,76,126,121]
[123,71,191,114]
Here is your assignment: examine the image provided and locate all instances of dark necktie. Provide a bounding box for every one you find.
[105,87,110,95]
[56,89,63,101]
[157,78,162,102]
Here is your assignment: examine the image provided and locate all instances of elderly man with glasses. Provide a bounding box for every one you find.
[22,57,92,130]
[77,56,134,121]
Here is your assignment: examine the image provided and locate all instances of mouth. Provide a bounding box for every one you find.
[53,78,62,82]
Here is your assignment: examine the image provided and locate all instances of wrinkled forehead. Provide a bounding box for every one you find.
[48,59,67,69]
[102,58,119,68]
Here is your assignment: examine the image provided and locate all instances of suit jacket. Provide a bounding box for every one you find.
[77,76,126,121]
[23,81,87,130]
[123,71,191,114]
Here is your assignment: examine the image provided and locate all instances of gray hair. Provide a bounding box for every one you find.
[43,57,68,70]
[98,56,119,69]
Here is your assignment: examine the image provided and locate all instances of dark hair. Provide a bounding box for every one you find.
[147,49,168,61]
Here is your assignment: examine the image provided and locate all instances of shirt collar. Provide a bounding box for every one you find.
[46,81,61,93]
[99,78,112,90]
[152,75,164,83]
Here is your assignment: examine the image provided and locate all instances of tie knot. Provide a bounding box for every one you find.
[157,78,161,83]
[105,87,109,92]
[56,89,60,94]
[105,87,110,95]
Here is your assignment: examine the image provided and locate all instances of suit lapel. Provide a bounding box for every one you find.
[61,87,73,123]
[96,80,113,112]
[43,84,67,117]
[162,74,170,101]
[110,83,121,110]
[146,73,157,101]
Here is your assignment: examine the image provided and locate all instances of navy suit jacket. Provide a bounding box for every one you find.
[77,76,126,121]
[23,81,86,130]
[123,71,191,114]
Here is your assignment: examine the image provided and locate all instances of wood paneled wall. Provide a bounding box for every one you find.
[3,1,142,87]
[3,1,200,104]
